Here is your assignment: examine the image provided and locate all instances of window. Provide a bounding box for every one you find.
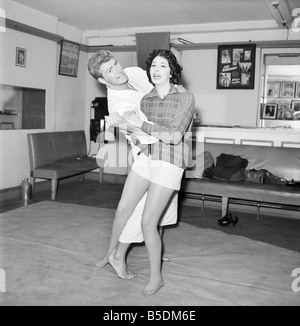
[0,85,45,130]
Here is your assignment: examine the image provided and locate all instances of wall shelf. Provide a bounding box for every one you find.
[3,17,300,54]
[3,18,63,43]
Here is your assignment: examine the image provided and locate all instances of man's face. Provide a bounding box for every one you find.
[98,58,128,88]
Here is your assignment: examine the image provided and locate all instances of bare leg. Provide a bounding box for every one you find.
[96,241,129,266]
[97,170,149,275]
[159,227,171,262]
[142,183,175,295]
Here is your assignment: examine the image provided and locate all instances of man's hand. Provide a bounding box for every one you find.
[105,112,126,127]
[105,112,141,134]
[123,110,143,128]
[174,84,187,93]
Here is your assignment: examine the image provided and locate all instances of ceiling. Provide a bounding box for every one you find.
[11,0,300,33]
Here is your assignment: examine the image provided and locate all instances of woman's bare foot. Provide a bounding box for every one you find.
[107,252,136,280]
[142,277,164,295]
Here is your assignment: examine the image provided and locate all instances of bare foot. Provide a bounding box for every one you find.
[142,278,164,295]
[162,255,171,262]
[96,256,109,268]
[108,252,136,280]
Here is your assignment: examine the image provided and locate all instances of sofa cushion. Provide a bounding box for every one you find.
[33,156,98,179]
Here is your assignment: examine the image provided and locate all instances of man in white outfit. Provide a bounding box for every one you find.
[88,50,178,279]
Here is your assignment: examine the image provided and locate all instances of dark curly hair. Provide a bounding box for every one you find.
[145,49,182,85]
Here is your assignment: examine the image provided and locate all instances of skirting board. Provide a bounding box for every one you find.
[0,172,125,204]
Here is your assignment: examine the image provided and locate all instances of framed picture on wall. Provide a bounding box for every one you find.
[216,43,256,89]
[1,122,14,130]
[15,47,26,67]
[281,82,295,98]
[295,83,300,98]
[262,103,277,119]
[277,102,290,119]
[58,40,80,77]
[292,100,300,112]
[266,82,280,97]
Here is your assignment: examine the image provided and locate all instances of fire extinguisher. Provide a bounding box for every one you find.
[20,178,32,206]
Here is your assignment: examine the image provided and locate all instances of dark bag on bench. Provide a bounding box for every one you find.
[244,169,288,185]
[244,169,264,183]
[212,153,248,181]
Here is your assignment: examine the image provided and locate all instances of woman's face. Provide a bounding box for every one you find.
[150,56,171,86]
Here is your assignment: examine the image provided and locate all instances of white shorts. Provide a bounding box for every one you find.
[131,153,184,191]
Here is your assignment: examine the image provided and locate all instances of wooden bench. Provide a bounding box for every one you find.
[27,130,102,200]
[182,142,300,218]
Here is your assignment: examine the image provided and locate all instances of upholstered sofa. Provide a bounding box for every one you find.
[181,142,300,218]
[27,130,102,200]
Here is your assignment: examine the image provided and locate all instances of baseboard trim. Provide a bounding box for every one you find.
[0,185,22,203]
[0,172,126,204]
[0,176,80,203]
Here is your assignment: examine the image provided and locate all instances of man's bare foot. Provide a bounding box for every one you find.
[108,252,136,280]
[96,256,109,268]
[142,278,164,295]
[162,255,171,262]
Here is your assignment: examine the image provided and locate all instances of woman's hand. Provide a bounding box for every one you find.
[123,110,143,128]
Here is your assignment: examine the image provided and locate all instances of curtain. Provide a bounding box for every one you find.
[136,32,170,69]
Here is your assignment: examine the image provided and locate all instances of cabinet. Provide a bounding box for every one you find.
[192,124,300,149]
[259,49,300,128]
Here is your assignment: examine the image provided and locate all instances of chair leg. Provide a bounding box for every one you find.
[256,203,261,220]
[80,173,85,182]
[30,176,35,198]
[51,179,58,200]
[201,196,205,213]
[222,196,229,218]
[99,168,103,183]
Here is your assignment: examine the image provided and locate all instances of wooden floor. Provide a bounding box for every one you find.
[1,179,300,253]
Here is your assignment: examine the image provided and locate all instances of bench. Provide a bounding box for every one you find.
[181,142,300,218]
[27,130,102,200]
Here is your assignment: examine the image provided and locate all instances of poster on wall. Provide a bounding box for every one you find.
[15,47,27,68]
[216,44,256,89]
[58,40,80,77]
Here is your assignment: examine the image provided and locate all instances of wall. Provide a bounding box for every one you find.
[0,28,57,189]
[0,0,86,190]
[180,48,261,127]
[55,48,87,132]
